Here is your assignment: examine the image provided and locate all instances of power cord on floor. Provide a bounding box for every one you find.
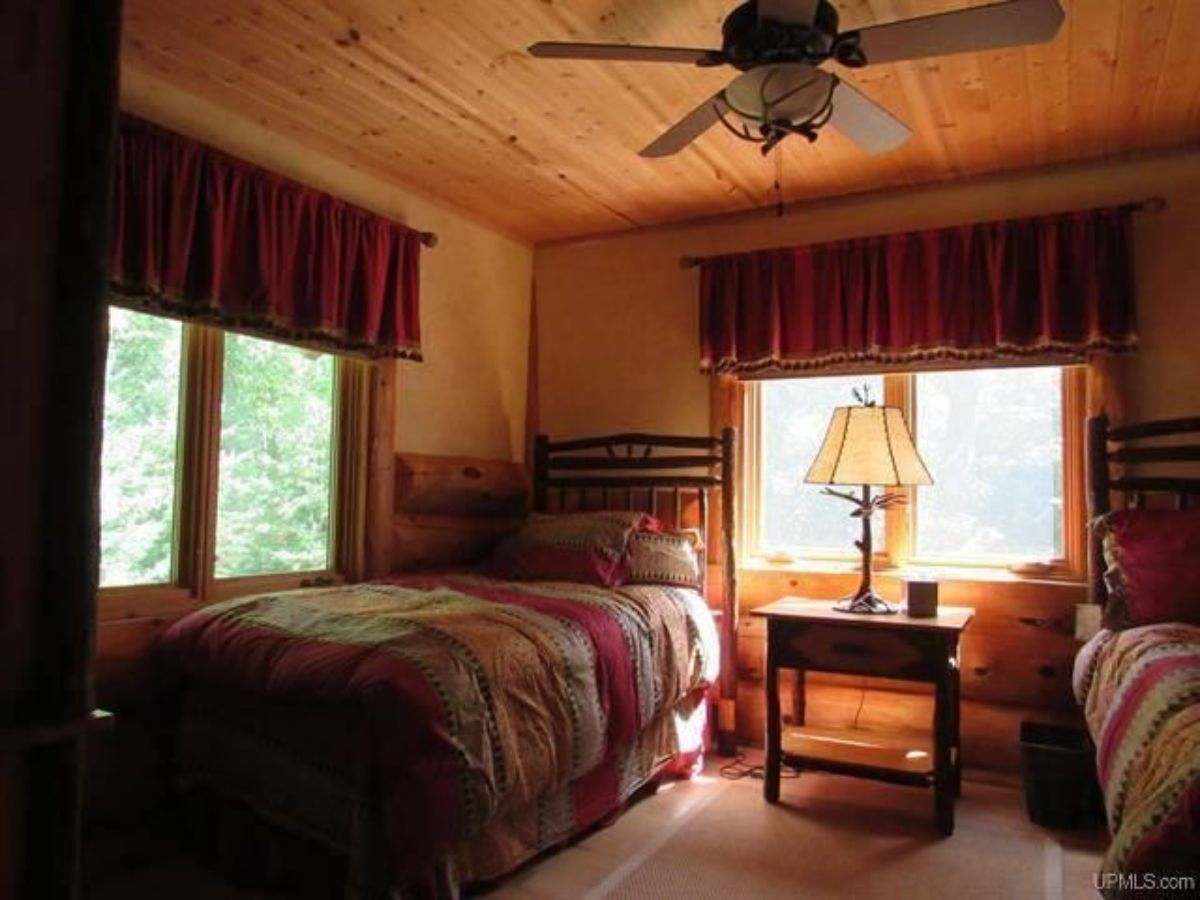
[722,680,869,781]
[718,751,802,781]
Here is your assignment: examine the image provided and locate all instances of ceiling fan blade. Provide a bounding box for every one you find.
[757,0,821,26]
[528,42,720,65]
[828,79,912,155]
[640,93,729,158]
[853,0,1065,65]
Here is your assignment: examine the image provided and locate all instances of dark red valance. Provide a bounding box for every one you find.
[699,205,1137,374]
[111,116,422,360]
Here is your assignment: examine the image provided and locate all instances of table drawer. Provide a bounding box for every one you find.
[773,622,945,680]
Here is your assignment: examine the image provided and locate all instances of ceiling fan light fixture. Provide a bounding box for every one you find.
[722,64,834,126]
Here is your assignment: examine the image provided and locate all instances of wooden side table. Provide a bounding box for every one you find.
[752,597,974,835]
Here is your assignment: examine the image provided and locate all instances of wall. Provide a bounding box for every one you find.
[122,72,534,464]
[535,149,1200,440]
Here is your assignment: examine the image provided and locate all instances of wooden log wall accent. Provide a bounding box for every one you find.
[391,453,528,572]
[734,565,1088,778]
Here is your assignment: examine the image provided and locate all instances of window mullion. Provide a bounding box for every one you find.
[174,323,224,603]
[333,358,373,582]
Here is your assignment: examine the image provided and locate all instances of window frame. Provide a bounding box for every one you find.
[741,365,1088,579]
[98,311,366,612]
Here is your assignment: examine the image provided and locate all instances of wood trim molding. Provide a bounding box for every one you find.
[1061,366,1089,580]
[174,324,224,602]
[334,359,371,582]
[364,360,397,578]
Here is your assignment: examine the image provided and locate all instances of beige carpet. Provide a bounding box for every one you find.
[88,765,1107,899]
[601,778,1055,900]
[493,765,1106,900]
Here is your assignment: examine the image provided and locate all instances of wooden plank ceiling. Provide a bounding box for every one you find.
[121,0,1200,243]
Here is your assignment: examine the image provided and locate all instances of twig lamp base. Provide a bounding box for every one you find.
[834,590,897,615]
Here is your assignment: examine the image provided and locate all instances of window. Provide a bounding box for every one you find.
[99,307,357,601]
[216,334,336,578]
[759,374,884,558]
[100,308,184,587]
[914,367,1063,563]
[747,365,1083,574]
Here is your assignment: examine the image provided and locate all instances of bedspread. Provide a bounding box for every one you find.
[158,574,719,888]
[1073,623,1200,876]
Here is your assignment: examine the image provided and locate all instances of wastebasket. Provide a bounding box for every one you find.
[1020,721,1103,828]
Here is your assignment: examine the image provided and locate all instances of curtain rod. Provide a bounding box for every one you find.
[677,195,1168,270]
[418,231,439,248]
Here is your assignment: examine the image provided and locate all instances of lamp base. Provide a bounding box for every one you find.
[833,590,897,616]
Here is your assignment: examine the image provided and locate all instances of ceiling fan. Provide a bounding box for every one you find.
[528,0,1065,157]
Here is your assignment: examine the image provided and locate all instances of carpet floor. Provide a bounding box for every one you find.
[86,761,1107,899]
[490,763,1106,900]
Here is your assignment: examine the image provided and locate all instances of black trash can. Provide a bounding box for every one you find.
[1020,721,1103,828]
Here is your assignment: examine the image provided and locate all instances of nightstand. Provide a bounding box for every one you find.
[752,597,974,835]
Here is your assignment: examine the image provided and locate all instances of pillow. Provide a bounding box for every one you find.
[491,511,652,587]
[1097,509,1200,627]
[626,530,703,589]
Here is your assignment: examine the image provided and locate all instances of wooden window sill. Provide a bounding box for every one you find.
[740,558,1086,590]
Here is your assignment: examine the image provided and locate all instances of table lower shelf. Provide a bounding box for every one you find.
[781,725,936,787]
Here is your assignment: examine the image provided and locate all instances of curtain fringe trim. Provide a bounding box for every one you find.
[700,337,1138,375]
[110,285,423,362]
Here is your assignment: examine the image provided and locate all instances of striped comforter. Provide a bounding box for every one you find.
[1073,623,1200,876]
[159,574,719,892]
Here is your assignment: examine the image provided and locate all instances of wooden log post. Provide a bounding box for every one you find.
[717,426,739,757]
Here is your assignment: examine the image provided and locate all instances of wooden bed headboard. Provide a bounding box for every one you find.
[1087,413,1200,606]
[532,428,740,755]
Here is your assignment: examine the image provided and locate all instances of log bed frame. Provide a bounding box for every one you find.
[1087,413,1200,606]
[532,428,740,756]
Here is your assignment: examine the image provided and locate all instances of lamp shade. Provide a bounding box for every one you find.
[805,405,933,487]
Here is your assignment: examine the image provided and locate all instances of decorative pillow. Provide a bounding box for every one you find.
[626,530,703,589]
[490,511,652,587]
[1097,509,1200,627]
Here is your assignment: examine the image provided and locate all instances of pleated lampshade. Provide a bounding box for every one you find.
[805,405,933,487]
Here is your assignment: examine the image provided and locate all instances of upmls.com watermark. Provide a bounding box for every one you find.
[1094,872,1198,893]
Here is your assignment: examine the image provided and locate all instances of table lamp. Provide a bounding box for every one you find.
[804,386,933,615]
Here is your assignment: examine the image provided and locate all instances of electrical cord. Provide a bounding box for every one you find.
[719,751,803,781]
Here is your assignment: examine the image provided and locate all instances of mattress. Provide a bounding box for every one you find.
[159,573,720,893]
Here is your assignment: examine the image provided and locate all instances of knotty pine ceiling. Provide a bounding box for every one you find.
[121,0,1200,243]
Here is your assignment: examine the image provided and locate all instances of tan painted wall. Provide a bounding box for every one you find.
[122,73,533,463]
[535,149,1200,438]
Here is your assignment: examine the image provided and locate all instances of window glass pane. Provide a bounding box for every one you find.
[100,308,183,587]
[761,376,885,556]
[915,366,1063,561]
[215,335,335,578]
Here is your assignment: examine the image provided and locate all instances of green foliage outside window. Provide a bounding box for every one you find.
[100,308,337,587]
[214,333,335,577]
[100,308,183,587]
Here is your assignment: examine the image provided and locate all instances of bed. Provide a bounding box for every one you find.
[1073,413,1200,879]
[156,430,739,899]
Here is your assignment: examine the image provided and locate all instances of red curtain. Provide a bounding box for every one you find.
[111,116,422,360]
[699,206,1137,374]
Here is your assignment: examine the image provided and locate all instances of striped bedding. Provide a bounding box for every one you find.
[158,573,719,895]
[1073,623,1200,876]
